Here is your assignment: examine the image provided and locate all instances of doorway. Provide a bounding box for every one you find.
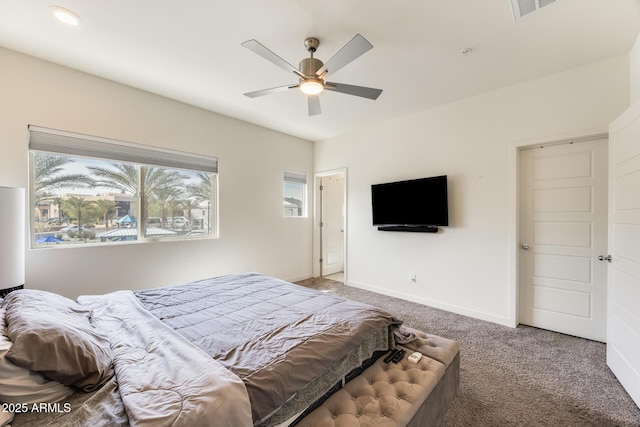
[518,138,608,342]
[315,169,346,282]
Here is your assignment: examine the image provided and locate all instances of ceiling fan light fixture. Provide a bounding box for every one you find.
[299,78,324,96]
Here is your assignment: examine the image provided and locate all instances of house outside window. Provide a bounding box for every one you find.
[29,125,218,248]
[284,171,306,217]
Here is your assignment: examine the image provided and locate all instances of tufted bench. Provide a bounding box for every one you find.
[297,328,459,427]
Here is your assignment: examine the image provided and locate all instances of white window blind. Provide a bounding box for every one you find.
[284,170,307,184]
[29,125,218,173]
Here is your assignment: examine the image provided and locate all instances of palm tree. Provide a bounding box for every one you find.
[87,163,188,228]
[86,163,138,195]
[33,154,94,204]
[186,172,214,231]
[93,199,117,229]
[186,172,213,202]
[150,184,184,228]
[53,196,64,222]
[88,163,187,195]
[62,196,95,240]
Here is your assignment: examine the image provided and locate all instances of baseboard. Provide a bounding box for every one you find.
[347,280,514,328]
[287,273,313,283]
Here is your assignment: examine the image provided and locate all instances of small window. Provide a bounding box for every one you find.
[283,171,306,217]
[30,126,218,248]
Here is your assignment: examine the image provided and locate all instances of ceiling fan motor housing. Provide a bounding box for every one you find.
[299,57,324,76]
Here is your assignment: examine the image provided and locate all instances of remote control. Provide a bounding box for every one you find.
[391,349,406,363]
[383,349,399,363]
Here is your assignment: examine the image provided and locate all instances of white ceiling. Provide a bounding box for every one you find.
[1,1,639,142]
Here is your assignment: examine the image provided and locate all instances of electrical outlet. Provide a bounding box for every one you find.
[410,274,417,283]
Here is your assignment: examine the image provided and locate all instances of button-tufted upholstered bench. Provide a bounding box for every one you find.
[297,328,459,427]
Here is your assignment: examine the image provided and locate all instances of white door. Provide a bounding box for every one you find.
[321,174,345,276]
[519,139,608,342]
[607,101,640,407]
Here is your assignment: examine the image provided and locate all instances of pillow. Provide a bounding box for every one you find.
[0,307,73,403]
[2,289,114,392]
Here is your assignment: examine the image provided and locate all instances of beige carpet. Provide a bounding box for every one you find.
[297,277,640,427]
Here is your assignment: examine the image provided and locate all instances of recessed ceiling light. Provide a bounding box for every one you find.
[50,6,82,26]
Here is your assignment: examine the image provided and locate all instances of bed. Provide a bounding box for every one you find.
[0,272,459,426]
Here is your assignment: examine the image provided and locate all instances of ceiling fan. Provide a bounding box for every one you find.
[241,34,383,116]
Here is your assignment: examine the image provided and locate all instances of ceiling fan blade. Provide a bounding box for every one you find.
[308,96,321,116]
[243,84,298,98]
[242,39,305,79]
[315,34,373,78]
[325,82,383,100]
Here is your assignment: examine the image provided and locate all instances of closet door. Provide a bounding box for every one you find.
[519,139,608,342]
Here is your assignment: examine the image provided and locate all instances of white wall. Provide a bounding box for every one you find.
[630,33,640,104]
[315,55,630,327]
[0,47,314,299]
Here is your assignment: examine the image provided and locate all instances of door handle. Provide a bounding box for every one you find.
[598,255,612,263]
[521,243,530,250]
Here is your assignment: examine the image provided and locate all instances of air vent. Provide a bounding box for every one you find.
[511,0,558,20]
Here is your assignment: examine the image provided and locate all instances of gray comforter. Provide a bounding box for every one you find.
[79,291,253,426]
[135,273,401,424]
[10,273,399,427]
[11,290,252,427]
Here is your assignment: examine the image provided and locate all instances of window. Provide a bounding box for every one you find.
[29,126,218,248]
[283,171,306,217]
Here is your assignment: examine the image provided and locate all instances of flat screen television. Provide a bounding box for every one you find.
[371,175,448,229]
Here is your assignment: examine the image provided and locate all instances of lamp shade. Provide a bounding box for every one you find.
[0,187,25,290]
